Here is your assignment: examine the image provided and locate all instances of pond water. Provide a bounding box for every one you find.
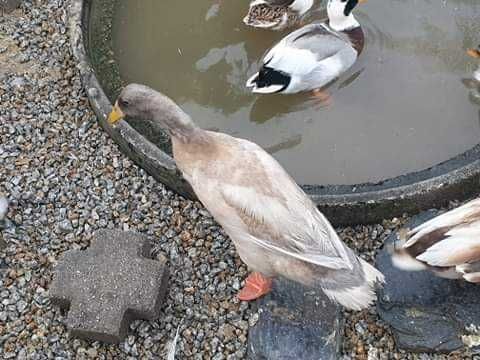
[112,0,480,185]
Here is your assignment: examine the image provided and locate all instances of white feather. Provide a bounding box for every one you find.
[250,0,268,6]
[167,323,182,360]
[252,84,285,94]
[463,272,480,283]
[323,260,384,310]
[416,236,480,267]
[289,0,314,15]
[0,197,8,221]
[405,199,480,248]
[474,67,480,82]
[391,251,428,271]
[246,73,258,88]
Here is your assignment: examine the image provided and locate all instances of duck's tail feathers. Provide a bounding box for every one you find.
[322,259,385,311]
[246,73,285,94]
[390,234,428,271]
[391,249,428,271]
[246,73,259,88]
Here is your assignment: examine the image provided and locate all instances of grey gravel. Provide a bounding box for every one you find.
[0,1,476,359]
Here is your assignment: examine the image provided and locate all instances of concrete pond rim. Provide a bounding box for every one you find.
[70,0,480,226]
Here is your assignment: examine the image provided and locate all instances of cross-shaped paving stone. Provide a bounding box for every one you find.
[49,230,169,343]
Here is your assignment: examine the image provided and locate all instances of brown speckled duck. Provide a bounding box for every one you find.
[108,84,385,310]
[392,199,480,283]
[243,0,314,31]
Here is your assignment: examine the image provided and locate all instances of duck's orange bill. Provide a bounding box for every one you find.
[358,0,368,4]
[107,102,125,125]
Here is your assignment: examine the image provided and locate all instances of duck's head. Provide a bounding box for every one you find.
[327,0,366,32]
[108,84,197,139]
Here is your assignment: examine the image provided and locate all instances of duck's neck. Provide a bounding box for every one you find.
[168,124,201,144]
[328,13,360,32]
[151,102,203,143]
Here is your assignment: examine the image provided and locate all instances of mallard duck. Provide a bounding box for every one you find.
[107,84,384,310]
[392,199,480,283]
[467,45,480,82]
[243,0,314,31]
[246,0,365,95]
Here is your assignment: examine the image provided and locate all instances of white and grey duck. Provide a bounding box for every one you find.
[243,0,314,31]
[246,0,366,97]
[108,84,385,310]
[392,198,480,283]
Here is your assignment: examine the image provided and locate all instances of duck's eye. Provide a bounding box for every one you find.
[119,98,130,108]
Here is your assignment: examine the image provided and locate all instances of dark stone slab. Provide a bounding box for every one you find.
[248,279,342,360]
[377,210,480,354]
[49,230,169,343]
[0,0,21,13]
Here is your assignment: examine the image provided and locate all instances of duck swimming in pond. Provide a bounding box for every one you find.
[243,0,315,31]
[246,0,365,97]
[107,84,385,310]
[392,198,480,283]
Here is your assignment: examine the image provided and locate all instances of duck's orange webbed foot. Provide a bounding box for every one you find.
[237,272,273,301]
[311,89,333,107]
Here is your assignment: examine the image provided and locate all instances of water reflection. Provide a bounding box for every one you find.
[265,134,303,154]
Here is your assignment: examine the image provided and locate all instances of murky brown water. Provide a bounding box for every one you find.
[112,0,480,185]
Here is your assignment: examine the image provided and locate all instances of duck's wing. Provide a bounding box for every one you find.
[405,198,480,248]
[217,139,355,271]
[405,199,480,267]
[394,199,480,281]
[264,23,354,75]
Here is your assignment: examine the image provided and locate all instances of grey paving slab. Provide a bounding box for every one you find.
[49,230,169,343]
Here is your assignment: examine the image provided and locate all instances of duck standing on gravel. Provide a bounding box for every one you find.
[107,84,384,310]
[243,0,315,31]
[246,0,365,98]
[392,199,480,283]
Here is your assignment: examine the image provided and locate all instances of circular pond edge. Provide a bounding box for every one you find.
[70,0,480,226]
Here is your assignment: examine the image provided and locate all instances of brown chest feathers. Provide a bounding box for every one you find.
[343,26,365,55]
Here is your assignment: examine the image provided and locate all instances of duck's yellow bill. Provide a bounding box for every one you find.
[108,102,125,125]
[467,49,480,59]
